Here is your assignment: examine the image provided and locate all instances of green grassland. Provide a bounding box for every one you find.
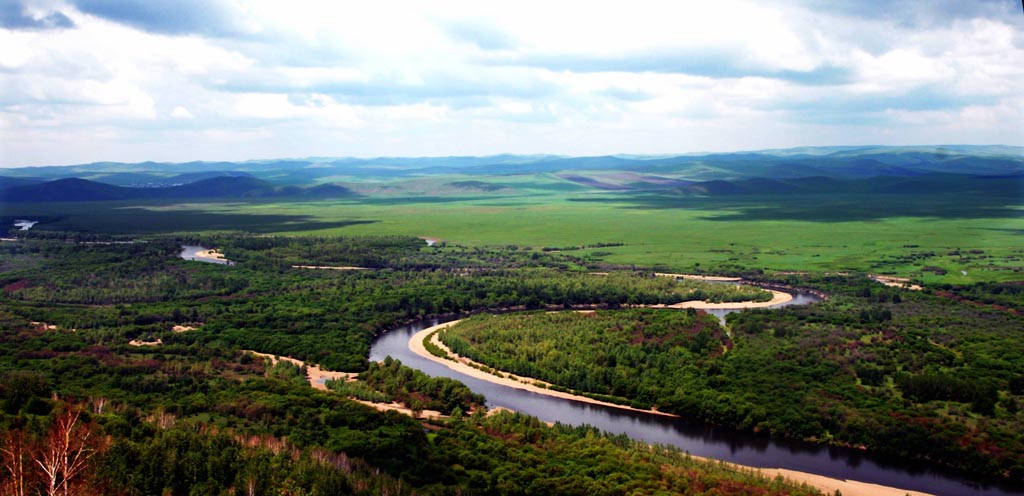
[4,169,1023,283]
[4,164,1019,282]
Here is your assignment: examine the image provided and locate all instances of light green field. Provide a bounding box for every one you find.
[121,186,1023,283]
[5,168,1022,282]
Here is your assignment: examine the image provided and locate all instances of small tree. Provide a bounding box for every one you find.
[34,406,103,496]
[1,429,32,496]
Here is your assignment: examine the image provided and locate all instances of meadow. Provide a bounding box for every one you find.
[7,176,1022,283]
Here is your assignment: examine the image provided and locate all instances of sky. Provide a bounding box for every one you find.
[0,0,1022,167]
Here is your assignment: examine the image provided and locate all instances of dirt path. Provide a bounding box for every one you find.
[244,350,357,391]
[129,338,162,347]
[349,399,445,419]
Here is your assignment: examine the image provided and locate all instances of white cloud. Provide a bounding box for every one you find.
[0,0,1020,166]
[170,106,195,119]
[853,48,955,89]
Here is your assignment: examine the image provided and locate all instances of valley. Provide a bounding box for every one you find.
[1,146,1023,495]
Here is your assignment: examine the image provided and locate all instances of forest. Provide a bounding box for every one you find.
[0,234,825,495]
[441,309,730,408]
[0,235,768,370]
[440,275,1024,482]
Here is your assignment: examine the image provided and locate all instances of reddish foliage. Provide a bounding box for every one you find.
[935,291,1021,316]
[20,350,58,359]
[2,279,30,293]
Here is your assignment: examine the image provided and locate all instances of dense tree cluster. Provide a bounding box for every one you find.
[328,357,485,415]
[442,309,727,408]
[0,311,819,495]
[2,235,1021,489]
[0,238,768,371]
[930,280,1024,314]
[441,275,1024,482]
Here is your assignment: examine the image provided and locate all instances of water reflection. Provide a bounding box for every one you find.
[369,293,1022,496]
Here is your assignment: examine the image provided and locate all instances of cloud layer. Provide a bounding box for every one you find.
[1,0,1021,166]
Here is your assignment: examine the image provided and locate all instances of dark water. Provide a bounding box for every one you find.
[369,291,1021,496]
[180,245,233,265]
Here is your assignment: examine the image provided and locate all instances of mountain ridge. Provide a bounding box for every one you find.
[1,145,1019,183]
[0,176,358,203]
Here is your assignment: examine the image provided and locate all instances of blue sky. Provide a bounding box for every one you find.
[0,0,1021,166]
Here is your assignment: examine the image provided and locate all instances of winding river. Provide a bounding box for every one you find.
[369,289,1021,496]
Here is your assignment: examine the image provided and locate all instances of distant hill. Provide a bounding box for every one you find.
[672,173,1024,197]
[81,170,255,187]
[1,145,1020,190]
[0,176,358,203]
[1,178,139,202]
[0,176,44,189]
[447,180,506,192]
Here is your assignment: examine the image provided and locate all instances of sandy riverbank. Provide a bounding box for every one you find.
[652,273,793,308]
[195,249,228,261]
[646,288,793,309]
[767,468,931,496]
[409,289,796,410]
[409,321,678,417]
[685,453,932,496]
[655,272,742,282]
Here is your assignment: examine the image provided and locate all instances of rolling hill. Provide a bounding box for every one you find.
[0,176,358,203]
[0,146,1020,203]
[0,146,1019,185]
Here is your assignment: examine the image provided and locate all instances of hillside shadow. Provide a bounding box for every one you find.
[343,195,501,205]
[571,193,1024,222]
[2,204,377,234]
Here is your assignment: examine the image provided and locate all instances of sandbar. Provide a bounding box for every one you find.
[870,275,923,291]
[686,454,932,496]
[655,272,742,282]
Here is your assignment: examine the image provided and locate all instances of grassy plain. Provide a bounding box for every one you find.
[5,173,1022,283]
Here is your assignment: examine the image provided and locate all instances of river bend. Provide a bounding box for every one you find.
[369,289,1021,496]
